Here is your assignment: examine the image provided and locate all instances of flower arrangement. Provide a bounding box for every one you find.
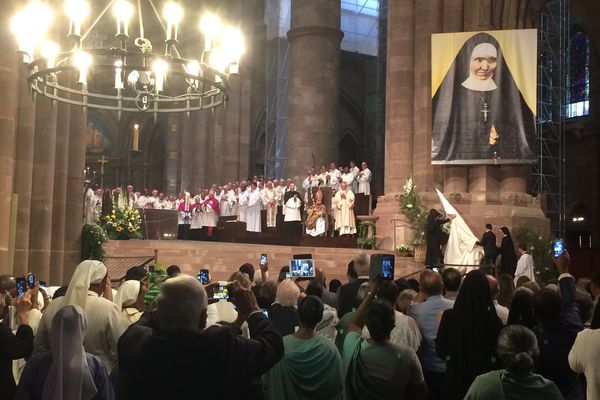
[395,243,414,257]
[81,223,108,262]
[399,177,428,246]
[101,207,143,240]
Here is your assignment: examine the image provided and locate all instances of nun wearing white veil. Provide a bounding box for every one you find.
[15,305,115,400]
[436,189,484,273]
[33,260,127,372]
[114,280,146,326]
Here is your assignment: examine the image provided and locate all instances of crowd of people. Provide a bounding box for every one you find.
[84,161,373,238]
[1,250,599,399]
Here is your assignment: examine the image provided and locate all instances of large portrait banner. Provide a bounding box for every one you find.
[431,29,537,165]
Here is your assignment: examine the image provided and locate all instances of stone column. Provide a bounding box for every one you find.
[222,75,242,183]
[180,113,195,191]
[164,113,182,196]
[63,106,86,282]
[0,11,19,273]
[49,97,70,284]
[12,64,36,277]
[28,95,57,281]
[374,0,415,250]
[193,111,210,189]
[286,0,343,184]
[238,74,253,180]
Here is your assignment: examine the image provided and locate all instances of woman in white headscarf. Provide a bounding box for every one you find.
[114,280,147,325]
[33,260,127,372]
[16,304,115,400]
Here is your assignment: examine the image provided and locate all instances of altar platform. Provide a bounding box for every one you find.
[105,239,424,282]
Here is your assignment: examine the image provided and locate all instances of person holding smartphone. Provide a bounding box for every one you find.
[0,283,34,399]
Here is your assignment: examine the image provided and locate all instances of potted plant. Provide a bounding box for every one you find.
[399,177,427,263]
[101,208,143,240]
[395,244,414,257]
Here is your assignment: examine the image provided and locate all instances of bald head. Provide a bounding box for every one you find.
[419,270,443,297]
[487,274,499,299]
[353,254,370,277]
[155,275,208,332]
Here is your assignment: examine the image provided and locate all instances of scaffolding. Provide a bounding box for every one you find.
[264,1,291,179]
[534,0,569,237]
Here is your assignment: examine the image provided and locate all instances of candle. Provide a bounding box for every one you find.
[184,192,190,211]
[133,123,139,151]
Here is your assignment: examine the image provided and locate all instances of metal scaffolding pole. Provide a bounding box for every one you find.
[534,0,569,237]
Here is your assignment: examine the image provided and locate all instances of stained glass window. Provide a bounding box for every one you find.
[566,31,590,118]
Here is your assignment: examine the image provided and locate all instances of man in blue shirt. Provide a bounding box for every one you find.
[408,270,454,400]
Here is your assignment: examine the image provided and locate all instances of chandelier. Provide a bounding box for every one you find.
[10,0,245,117]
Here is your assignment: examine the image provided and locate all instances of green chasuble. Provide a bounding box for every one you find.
[263,334,344,400]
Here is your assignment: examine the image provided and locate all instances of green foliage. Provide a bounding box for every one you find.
[357,222,377,249]
[101,208,143,240]
[400,177,428,245]
[82,223,108,262]
[514,226,557,284]
[395,243,414,257]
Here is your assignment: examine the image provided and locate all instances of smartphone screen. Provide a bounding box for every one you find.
[213,285,229,300]
[261,308,269,318]
[289,259,315,278]
[552,239,565,258]
[27,273,36,288]
[16,278,27,298]
[381,255,395,280]
[198,269,209,285]
[260,254,267,267]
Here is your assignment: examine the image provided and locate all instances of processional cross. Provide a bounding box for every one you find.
[96,155,109,189]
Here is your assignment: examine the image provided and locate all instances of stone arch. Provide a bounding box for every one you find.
[338,129,361,167]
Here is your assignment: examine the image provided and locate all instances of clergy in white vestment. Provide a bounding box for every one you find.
[357,162,372,196]
[84,185,97,224]
[136,189,150,208]
[177,192,193,240]
[341,167,355,187]
[154,193,170,209]
[33,260,127,372]
[190,196,203,240]
[246,182,262,232]
[126,185,137,209]
[302,168,320,202]
[327,163,342,191]
[220,184,234,216]
[237,182,249,223]
[334,182,356,235]
[283,184,303,235]
[261,181,279,228]
[349,161,360,193]
[305,189,327,237]
[436,189,484,273]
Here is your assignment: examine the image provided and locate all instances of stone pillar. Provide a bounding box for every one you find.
[413,0,442,191]
[12,65,36,277]
[238,74,253,180]
[193,111,210,189]
[223,75,242,183]
[180,113,195,191]
[374,0,415,250]
[0,12,18,273]
[63,106,86,282]
[211,106,225,185]
[49,97,70,284]
[28,96,57,281]
[164,113,182,196]
[286,0,343,184]
[500,165,528,193]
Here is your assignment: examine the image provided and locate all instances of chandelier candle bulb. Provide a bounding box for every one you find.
[133,123,139,151]
[114,60,124,89]
[113,0,134,37]
[73,51,91,85]
[163,3,184,43]
[64,0,89,38]
[200,13,221,52]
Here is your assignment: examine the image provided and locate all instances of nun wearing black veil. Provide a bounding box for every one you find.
[432,32,536,164]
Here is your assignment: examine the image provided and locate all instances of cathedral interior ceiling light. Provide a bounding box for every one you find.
[11,0,245,118]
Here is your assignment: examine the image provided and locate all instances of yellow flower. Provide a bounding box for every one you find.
[116,226,123,232]
[128,227,134,232]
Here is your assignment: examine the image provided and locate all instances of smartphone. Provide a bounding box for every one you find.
[289,259,315,278]
[213,284,229,300]
[552,239,565,258]
[260,254,268,267]
[381,255,395,280]
[198,269,210,285]
[431,267,440,273]
[27,273,36,288]
[16,278,27,298]
[261,308,269,318]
